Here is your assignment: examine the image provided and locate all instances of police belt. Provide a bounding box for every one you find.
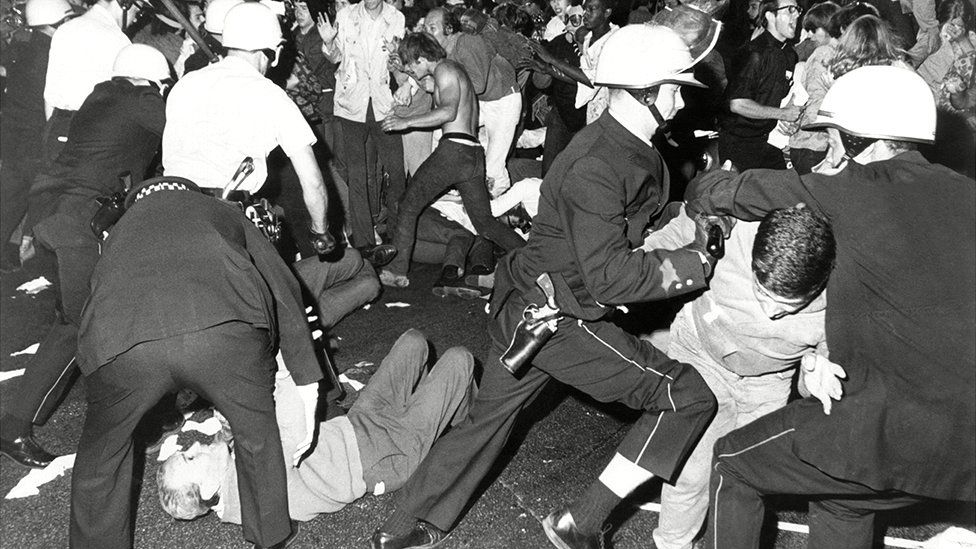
[199,188,282,244]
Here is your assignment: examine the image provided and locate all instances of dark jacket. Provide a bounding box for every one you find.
[2,31,52,131]
[688,152,976,501]
[504,110,708,321]
[77,187,324,386]
[721,31,797,139]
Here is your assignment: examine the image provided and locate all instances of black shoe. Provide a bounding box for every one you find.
[432,267,487,300]
[0,434,58,469]
[468,263,494,276]
[0,246,21,274]
[254,520,302,549]
[371,520,450,549]
[360,244,398,268]
[542,508,603,549]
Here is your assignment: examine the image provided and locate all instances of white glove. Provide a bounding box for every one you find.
[800,353,847,415]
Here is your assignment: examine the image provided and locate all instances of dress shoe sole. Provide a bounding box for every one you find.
[0,448,52,469]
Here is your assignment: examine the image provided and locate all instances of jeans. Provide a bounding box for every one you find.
[479,92,522,193]
[542,109,577,177]
[387,140,524,276]
[349,329,475,493]
[415,209,474,271]
[0,122,45,246]
[339,101,406,248]
[653,308,792,549]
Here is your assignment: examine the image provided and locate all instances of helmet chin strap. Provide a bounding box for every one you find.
[648,103,666,129]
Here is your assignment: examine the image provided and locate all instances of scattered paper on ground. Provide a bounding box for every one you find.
[353,361,374,368]
[182,416,222,436]
[5,454,76,499]
[338,374,365,392]
[11,343,39,356]
[15,277,52,295]
[923,527,976,548]
[385,302,410,308]
[0,369,26,382]
[157,434,182,461]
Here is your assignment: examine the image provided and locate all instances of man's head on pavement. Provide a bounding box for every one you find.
[751,205,835,319]
[805,65,935,165]
[398,32,447,80]
[596,25,709,128]
[760,0,799,40]
[157,440,232,521]
[582,0,613,30]
[221,2,285,73]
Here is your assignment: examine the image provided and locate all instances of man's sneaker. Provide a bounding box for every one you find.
[432,267,487,299]
[371,520,450,549]
[542,508,603,549]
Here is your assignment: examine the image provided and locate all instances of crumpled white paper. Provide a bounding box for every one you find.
[10,343,39,356]
[338,374,365,392]
[0,369,26,382]
[15,277,52,295]
[385,302,410,308]
[5,454,76,499]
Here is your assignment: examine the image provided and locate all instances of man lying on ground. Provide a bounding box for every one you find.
[157,329,476,525]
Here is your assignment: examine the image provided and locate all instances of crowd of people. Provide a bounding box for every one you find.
[0,0,973,545]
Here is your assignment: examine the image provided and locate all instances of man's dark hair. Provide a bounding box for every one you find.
[399,31,448,64]
[802,1,839,32]
[593,0,617,14]
[826,1,878,37]
[757,0,781,28]
[752,206,836,301]
[403,5,429,30]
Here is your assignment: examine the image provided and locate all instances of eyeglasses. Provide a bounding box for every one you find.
[773,4,801,15]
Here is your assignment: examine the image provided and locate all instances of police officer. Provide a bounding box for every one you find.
[0,44,170,469]
[687,66,975,548]
[0,0,74,272]
[372,25,721,549]
[71,177,320,549]
[163,1,335,256]
[42,0,141,165]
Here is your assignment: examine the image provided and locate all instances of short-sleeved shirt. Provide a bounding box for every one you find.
[44,3,130,112]
[162,56,317,191]
[722,31,798,139]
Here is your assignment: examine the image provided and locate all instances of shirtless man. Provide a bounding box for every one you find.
[379,32,525,289]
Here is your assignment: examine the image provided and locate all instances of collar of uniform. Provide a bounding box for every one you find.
[86,2,121,29]
[607,92,655,147]
[218,55,264,76]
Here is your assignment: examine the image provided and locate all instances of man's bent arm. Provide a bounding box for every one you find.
[686,168,827,221]
[730,98,792,121]
[400,68,461,129]
[290,144,330,234]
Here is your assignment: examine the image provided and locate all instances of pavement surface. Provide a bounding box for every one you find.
[1,256,973,549]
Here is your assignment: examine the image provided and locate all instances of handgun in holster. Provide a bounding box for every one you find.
[500,273,563,377]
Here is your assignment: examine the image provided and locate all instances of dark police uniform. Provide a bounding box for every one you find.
[688,153,976,548]
[0,78,164,441]
[71,181,324,548]
[719,31,797,170]
[0,31,52,255]
[392,110,718,531]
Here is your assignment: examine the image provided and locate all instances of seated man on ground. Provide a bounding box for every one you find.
[157,329,476,522]
[639,204,843,549]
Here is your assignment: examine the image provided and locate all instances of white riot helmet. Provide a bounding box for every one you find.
[593,24,706,89]
[221,2,283,51]
[804,65,936,146]
[204,0,244,34]
[113,44,172,88]
[24,0,73,26]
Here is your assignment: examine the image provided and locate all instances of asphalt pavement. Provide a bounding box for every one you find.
[1,257,973,549]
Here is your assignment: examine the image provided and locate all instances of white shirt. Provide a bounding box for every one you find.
[162,56,317,191]
[44,3,130,112]
[430,177,540,237]
[575,25,618,122]
[328,2,404,122]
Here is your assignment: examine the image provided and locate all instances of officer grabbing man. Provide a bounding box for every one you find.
[163,1,335,256]
[371,25,724,549]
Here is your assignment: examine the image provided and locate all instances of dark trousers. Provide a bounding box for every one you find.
[0,122,44,246]
[70,322,290,549]
[542,109,578,177]
[396,289,717,530]
[718,134,786,171]
[339,102,406,248]
[706,402,922,549]
[415,209,475,271]
[789,147,827,176]
[1,229,99,437]
[388,140,524,275]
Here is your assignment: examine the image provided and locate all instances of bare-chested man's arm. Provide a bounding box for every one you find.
[381,60,477,135]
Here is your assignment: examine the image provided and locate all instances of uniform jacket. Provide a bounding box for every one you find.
[503,110,708,321]
[77,188,324,387]
[688,152,976,501]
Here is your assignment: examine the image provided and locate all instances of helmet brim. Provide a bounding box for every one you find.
[595,73,706,89]
[803,114,936,145]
